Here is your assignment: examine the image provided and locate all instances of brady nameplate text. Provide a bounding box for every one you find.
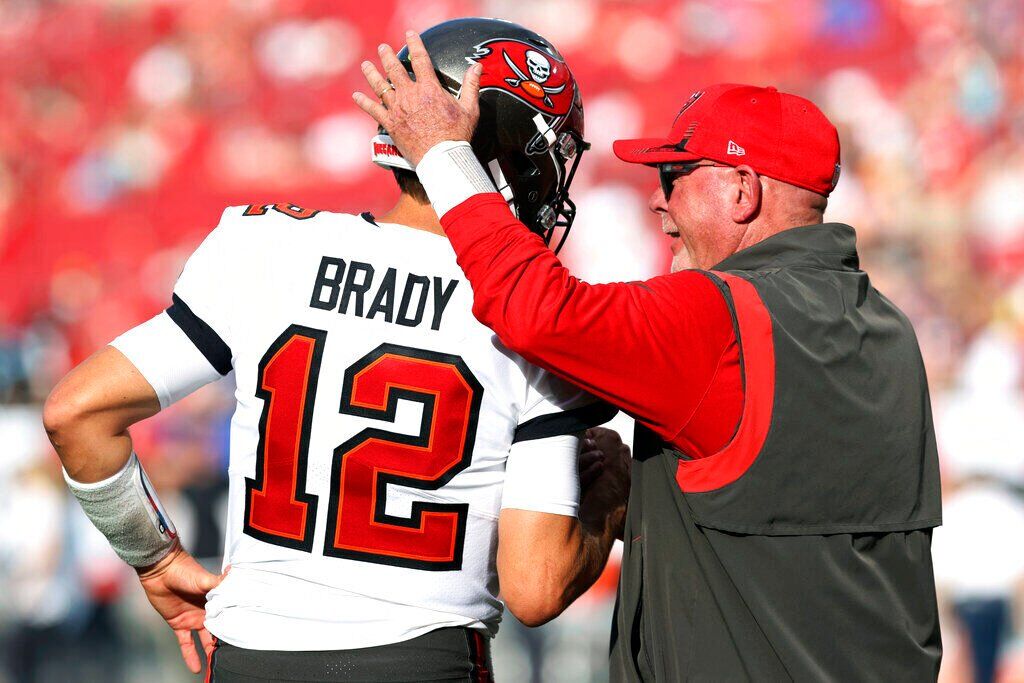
[308,256,459,331]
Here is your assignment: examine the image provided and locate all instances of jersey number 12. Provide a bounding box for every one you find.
[242,324,483,571]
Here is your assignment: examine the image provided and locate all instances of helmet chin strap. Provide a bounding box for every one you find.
[532,114,558,148]
[371,134,415,171]
[486,159,517,217]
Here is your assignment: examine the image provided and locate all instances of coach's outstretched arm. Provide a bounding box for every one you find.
[43,347,225,674]
[355,33,736,448]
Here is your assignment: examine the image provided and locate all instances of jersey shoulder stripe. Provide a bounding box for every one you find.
[166,294,233,375]
[512,401,618,442]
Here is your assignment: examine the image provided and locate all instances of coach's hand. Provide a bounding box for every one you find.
[353,30,482,167]
[136,541,227,674]
[579,427,631,540]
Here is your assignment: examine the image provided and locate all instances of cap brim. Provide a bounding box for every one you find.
[612,138,703,165]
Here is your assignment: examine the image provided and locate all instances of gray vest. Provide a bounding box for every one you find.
[611,224,942,682]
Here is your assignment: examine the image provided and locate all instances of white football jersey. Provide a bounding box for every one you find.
[111,205,612,651]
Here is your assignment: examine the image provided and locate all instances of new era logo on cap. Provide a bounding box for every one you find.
[727,140,745,156]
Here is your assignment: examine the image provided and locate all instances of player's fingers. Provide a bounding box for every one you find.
[378,43,410,86]
[459,63,482,117]
[198,627,215,659]
[404,31,437,84]
[591,426,623,448]
[579,448,604,475]
[176,628,202,674]
[580,461,604,490]
[581,466,602,489]
[352,92,391,126]
[361,61,395,104]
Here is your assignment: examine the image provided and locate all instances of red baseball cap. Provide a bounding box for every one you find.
[613,83,841,196]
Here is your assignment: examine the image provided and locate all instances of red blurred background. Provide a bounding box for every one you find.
[2,1,1024,681]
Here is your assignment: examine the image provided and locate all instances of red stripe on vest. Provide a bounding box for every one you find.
[676,273,775,492]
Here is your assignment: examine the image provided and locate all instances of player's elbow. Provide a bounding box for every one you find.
[501,575,568,627]
[43,385,87,446]
[499,557,573,626]
[498,510,580,626]
[42,380,105,465]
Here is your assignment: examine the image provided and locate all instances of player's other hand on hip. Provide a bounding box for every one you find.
[353,30,482,167]
[579,427,632,540]
[136,541,228,673]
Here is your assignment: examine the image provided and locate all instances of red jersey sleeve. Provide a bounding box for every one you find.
[441,193,743,457]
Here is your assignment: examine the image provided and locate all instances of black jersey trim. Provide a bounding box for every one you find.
[512,401,618,443]
[360,212,379,226]
[166,294,233,376]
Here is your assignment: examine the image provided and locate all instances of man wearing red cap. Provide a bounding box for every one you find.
[356,34,941,681]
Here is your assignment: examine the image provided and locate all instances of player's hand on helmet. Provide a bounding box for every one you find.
[579,427,631,540]
[136,541,228,674]
[353,30,482,167]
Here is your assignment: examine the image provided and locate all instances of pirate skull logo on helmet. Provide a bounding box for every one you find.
[525,50,551,84]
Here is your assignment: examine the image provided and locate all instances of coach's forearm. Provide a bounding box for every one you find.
[43,346,161,482]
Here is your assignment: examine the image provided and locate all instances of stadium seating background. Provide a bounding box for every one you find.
[2,0,1024,680]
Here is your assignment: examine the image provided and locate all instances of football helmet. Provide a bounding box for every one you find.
[371,17,588,253]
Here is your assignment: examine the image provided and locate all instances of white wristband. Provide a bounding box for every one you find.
[416,141,497,218]
[64,453,178,567]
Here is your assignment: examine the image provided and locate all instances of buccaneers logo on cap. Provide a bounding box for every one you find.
[673,90,704,127]
[468,39,576,117]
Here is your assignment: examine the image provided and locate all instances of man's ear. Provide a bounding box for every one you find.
[731,164,761,223]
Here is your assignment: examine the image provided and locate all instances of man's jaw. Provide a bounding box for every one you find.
[661,217,687,262]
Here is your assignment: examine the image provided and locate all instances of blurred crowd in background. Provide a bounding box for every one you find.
[1,0,1024,681]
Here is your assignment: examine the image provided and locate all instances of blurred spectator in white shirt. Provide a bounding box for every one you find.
[933,327,1024,683]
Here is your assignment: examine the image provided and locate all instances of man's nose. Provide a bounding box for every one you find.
[649,186,667,214]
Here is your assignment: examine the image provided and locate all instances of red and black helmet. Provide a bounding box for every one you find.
[371,17,588,253]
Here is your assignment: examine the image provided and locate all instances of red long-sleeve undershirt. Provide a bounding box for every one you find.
[441,193,744,458]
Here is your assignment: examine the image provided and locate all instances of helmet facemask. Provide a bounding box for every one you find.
[537,130,588,254]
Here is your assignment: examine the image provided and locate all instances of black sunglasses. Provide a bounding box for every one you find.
[659,161,728,199]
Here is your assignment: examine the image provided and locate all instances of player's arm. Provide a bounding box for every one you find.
[44,300,228,502]
[416,145,739,449]
[497,429,629,627]
[44,347,160,482]
[43,329,225,673]
[46,216,233,531]
[42,218,236,673]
